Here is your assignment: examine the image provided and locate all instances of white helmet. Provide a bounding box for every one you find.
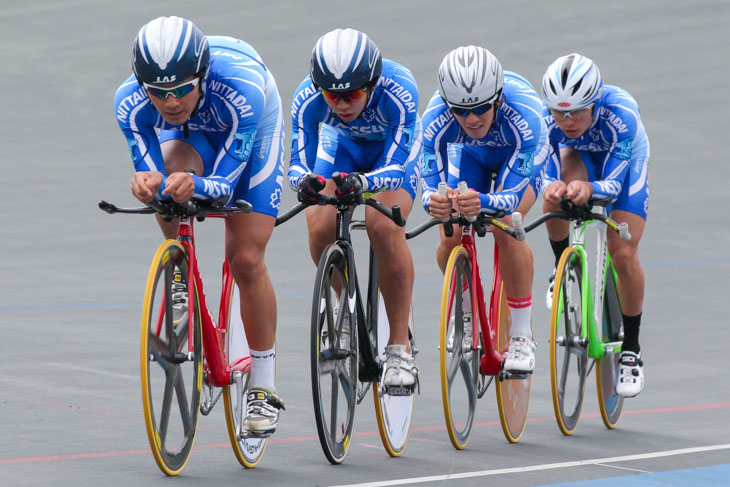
[438,46,503,108]
[541,53,603,111]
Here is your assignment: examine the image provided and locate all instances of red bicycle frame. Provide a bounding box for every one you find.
[445,225,506,376]
[153,214,251,388]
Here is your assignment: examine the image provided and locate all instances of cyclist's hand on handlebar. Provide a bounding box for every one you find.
[162,172,196,203]
[428,189,454,220]
[333,172,364,205]
[131,171,163,203]
[543,180,568,205]
[454,187,481,217]
[297,173,326,204]
[565,180,593,206]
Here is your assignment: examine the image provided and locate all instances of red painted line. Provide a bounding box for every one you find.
[1,402,728,466]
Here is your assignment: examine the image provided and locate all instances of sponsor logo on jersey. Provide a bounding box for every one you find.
[600,106,629,134]
[611,138,633,160]
[380,78,417,112]
[209,80,254,119]
[423,110,453,142]
[233,130,255,161]
[515,151,535,178]
[372,176,401,191]
[291,84,318,117]
[202,179,232,199]
[116,88,147,123]
[501,104,534,141]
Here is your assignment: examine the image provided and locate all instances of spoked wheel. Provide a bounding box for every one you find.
[596,264,625,429]
[222,282,268,468]
[373,294,416,457]
[140,240,202,476]
[549,247,588,435]
[439,246,479,450]
[495,278,532,443]
[311,244,358,464]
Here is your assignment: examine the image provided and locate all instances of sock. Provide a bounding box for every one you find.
[507,296,532,339]
[248,347,276,393]
[550,237,570,267]
[621,312,642,354]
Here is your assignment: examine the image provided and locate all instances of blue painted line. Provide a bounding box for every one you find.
[540,463,730,486]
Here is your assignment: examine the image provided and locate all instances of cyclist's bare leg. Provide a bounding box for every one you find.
[367,188,414,347]
[436,226,463,273]
[606,210,645,316]
[154,140,204,239]
[304,179,342,294]
[543,147,587,241]
[226,212,277,351]
[494,186,536,300]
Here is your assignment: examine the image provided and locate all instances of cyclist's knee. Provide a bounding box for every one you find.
[161,140,203,174]
[227,246,266,282]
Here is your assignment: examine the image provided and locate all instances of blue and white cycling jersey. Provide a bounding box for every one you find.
[114,36,285,212]
[420,71,547,215]
[288,59,421,196]
[542,85,650,213]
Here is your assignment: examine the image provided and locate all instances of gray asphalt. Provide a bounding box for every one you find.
[2,1,729,486]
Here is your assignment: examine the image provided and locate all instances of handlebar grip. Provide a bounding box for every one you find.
[618,222,632,242]
[235,199,253,213]
[98,200,116,213]
[391,205,406,227]
[512,212,526,241]
[457,181,476,222]
[437,182,450,223]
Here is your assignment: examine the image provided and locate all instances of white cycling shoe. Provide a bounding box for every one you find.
[503,334,536,373]
[382,344,418,393]
[616,351,644,397]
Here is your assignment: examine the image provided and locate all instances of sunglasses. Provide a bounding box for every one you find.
[143,77,200,99]
[448,100,494,117]
[549,104,594,121]
[320,87,368,104]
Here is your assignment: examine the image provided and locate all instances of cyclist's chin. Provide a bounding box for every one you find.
[336,111,360,122]
[161,111,191,126]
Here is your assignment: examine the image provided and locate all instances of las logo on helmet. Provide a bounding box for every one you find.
[155,75,177,83]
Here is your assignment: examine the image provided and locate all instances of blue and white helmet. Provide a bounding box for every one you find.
[438,46,503,108]
[541,53,603,111]
[133,16,209,85]
[310,28,382,93]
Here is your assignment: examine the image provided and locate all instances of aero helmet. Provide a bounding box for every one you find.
[133,16,209,85]
[438,46,503,108]
[541,53,603,111]
[310,28,382,93]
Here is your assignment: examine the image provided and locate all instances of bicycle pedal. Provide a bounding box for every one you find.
[379,384,416,397]
[499,370,532,381]
[240,430,273,440]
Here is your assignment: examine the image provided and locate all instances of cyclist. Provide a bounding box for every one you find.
[540,53,649,397]
[289,28,422,391]
[422,46,548,373]
[114,16,286,433]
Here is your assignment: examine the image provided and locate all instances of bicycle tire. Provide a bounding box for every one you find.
[439,246,479,450]
[311,243,358,464]
[222,281,268,468]
[495,277,532,443]
[549,247,588,435]
[596,262,625,429]
[373,294,416,456]
[140,240,202,476]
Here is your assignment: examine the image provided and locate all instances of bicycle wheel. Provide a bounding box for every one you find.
[311,244,358,464]
[438,246,478,450]
[549,247,588,435]
[222,281,268,468]
[140,240,202,476]
[495,277,532,443]
[373,294,416,456]
[596,262,625,429]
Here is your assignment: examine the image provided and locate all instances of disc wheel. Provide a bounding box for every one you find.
[549,247,588,435]
[495,278,532,443]
[140,240,202,476]
[439,246,479,450]
[311,244,357,464]
[596,263,625,429]
[373,294,416,456]
[222,281,268,468]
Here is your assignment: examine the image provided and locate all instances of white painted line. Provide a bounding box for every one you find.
[329,444,730,487]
